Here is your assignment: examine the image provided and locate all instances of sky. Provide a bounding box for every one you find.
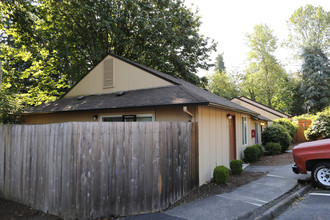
[183,0,330,76]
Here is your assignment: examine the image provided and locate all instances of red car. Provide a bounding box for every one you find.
[292,139,330,190]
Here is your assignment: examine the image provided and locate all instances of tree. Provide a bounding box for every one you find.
[287,5,330,55]
[207,70,239,100]
[282,73,305,116]
[239,62,258,101]
[1,0,216,84]
[305,107,330,140]
[300,45,330,112]
[207,53,238,100]
[242,24,289,109]
[0,0,216,122]
[215,53,226,72]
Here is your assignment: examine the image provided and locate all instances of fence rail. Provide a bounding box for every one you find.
[0,122,198,219]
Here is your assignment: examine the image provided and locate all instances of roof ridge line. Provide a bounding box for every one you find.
[177,84,208,103]
[234,96,291,118]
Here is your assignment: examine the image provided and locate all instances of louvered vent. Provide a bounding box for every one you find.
[103,58,114,88]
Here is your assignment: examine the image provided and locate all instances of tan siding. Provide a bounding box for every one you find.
[198,106,233,185]
[215,110,222,166]
[197,107,255,185]
[65,55,173,98]
[155,106,196,122]
[22,106,196,124]
[231,98,288,120]
[248,117,256,145]
[240,97,289,118]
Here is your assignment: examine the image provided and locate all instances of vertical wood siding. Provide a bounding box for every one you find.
[0,122,198,219]
[197,106,256,185]
[198,106,229,185]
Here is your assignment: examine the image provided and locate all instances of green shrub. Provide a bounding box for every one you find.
[292,114,317,123]
[264,142,282,155]
[273,118,298,138]
[213,165,229,184]
[262,124,292,153]
[305,107,330,140]
[243,146,259,163]
[250,144,263,159]
[230,160,243,175]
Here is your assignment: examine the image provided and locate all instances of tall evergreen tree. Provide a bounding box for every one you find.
[208,53,238,100]
[215,53,226,72]
[300,45,330,112]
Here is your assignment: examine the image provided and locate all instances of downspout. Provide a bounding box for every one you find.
[183,106,194,122]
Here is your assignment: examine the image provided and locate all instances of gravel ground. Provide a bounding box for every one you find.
[0,197,61,220]
[0,148,296,219]
[252,151,294,166]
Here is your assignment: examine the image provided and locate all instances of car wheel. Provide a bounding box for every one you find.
[312,162,330,190]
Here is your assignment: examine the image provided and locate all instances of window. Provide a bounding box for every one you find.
[136,116,153,122]
[101,114,153,122]
[123,115,136,122]
[255,122,259,144]
[102,116,122,122]
[242,116,247,145]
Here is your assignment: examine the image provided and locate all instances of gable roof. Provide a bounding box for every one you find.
[23,86,207,113]
[231,96,291,118]
[258,115,272,121]
[22,54,258,115]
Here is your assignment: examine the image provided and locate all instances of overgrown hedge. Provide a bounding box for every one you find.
[254,144,264,158]
[243,145,260,163]
[262,124,292,153]
[264,142,282,155]
[305,107,330,140]
[273,118,298,138]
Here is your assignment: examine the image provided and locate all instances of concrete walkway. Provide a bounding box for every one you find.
[125,164,310,220]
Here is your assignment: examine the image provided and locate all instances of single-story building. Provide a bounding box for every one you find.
[231,96,291,121]
[20,54,266,185]
[231,96,292,145]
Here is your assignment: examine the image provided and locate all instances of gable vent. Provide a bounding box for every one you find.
[103,58,114,88]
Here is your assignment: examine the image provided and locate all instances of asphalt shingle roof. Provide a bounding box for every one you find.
[23,54,258,115]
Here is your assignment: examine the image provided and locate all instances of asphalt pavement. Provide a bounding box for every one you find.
[276,189,330,220]
[125,164,311,220]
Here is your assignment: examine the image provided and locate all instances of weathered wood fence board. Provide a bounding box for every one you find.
[0,122,198,219]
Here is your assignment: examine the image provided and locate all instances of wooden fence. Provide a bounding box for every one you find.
[0,122,198,219]
[292,119,312,143]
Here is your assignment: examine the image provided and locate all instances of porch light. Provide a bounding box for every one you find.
[93,115,98,121]
[227,114,232,120]
[260,122,265,126]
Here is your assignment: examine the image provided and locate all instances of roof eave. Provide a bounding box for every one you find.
[208,103,259,116]
[235,96,291,117]
[18,102,210,115]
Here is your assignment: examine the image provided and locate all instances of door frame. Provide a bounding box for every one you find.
[229,116,237,160]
